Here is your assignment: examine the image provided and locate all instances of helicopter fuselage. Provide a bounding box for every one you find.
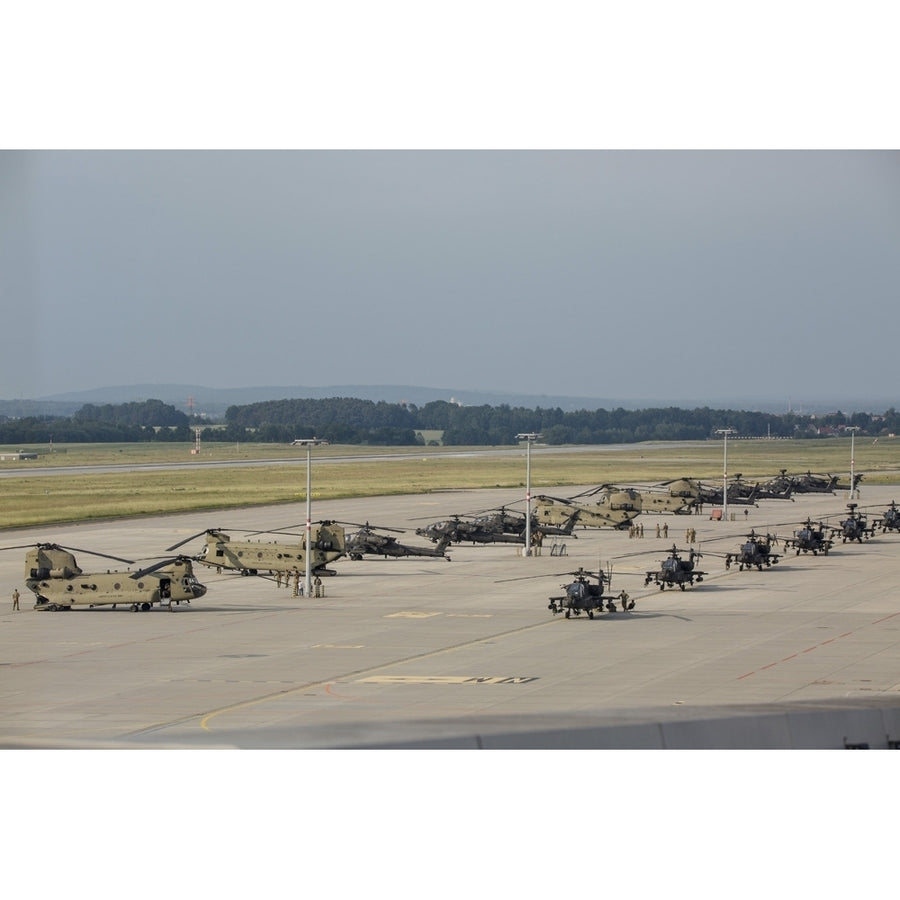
[197,525,345,575]
[534,495,638,531]
[26,549,206,611]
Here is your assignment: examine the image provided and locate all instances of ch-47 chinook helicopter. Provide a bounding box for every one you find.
[873,500,900,533]
[533,485,642,531]
[782,518,833,556]
[829,504,875,544]
[3,543,207,612]
[166,521,346,577]
[643,545,707,590]
[344,522,451,561]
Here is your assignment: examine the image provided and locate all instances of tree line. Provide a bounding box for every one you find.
[219,399,898,445]
[2,397,898,446]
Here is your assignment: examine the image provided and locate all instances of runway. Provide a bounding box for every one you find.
[3,484,900,748]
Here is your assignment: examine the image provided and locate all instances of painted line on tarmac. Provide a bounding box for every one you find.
[191,617,558,734]
[737,612,900,680]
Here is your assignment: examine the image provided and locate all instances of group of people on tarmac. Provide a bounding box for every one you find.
[273,568,324,597]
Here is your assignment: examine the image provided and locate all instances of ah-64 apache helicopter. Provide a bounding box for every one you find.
[416,505,577,547]
[764,470,838,494]
[498,562,635,619]
[760,470,863,495]
[546,566,636,619]
[829,504,875,544]
[873,500,900,533]
[344,522,451,561]
[3,542,207,612]
[643,545,707,590]
[721,530,782,571]
[657,477,760,507]
[166,521,346,577]
[782,518,833,556]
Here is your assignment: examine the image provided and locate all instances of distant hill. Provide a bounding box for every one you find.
[1,383,894,420]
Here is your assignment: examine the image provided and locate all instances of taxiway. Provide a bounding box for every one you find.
[3,485,900,748]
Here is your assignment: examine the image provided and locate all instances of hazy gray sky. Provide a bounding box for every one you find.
[3,149,898,406]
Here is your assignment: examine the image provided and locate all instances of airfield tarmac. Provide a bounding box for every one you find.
[3,484,900,749]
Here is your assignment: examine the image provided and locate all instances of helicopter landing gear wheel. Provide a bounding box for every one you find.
[588,610,594,619]
[141,602,151,611]
[679,583,685,590]
[565,609,571,619]
[130,604,138,612]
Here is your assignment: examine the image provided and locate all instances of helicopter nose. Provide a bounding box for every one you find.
[193,584,208,598]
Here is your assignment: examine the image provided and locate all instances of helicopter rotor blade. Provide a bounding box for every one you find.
[131,557,187,578]
[164,527,241,552]
[53,544,135,565]
[1,542,134,565]
[165,531,210,552]
[495,567,601,584]
[333,520,407,534]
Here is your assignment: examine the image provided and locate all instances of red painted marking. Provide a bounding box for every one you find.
[736,613,894,681]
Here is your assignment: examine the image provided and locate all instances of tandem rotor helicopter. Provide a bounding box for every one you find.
[166,521,346,577]
[533,486,642,531]
[2,542,207,612]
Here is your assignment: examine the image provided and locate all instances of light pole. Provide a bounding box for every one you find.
[305,443,312,597]
[846,426,860,500]
[516,432,542,556]
[297,438,327,597]
[715,428,737,523]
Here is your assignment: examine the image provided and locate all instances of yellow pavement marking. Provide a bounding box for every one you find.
[359,675,537,684]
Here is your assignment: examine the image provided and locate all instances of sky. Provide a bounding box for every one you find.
[3,5,899,411]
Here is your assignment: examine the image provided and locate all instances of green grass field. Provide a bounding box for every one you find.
[1,438,898,528]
